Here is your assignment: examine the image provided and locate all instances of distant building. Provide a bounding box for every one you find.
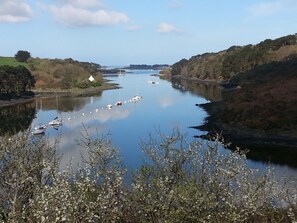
[89,75,94,82]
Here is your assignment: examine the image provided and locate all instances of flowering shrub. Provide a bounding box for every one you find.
[0,130,296,222]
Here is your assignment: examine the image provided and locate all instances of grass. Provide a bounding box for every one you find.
[0,57,26,67]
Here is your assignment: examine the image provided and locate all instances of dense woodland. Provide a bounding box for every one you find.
[0,65,35,97]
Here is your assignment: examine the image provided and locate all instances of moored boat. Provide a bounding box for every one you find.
[49,117,62,126]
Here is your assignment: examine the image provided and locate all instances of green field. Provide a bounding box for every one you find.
[0,57,26,67]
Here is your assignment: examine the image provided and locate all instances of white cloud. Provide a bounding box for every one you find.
[159,97,175,108]
[0,0,33,23]
[49,5,128,27]
[43,0,129,27]
[56,0,104,9]
[156,22,181,33]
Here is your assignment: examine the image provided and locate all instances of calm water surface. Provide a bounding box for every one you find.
[1,69,297,179]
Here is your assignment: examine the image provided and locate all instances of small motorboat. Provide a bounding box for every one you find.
[115,101,123,106]
[107,104,112,109]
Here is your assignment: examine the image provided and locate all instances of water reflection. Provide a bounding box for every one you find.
[171,78,222,102]
[174,79,297,170]
[237,143,297,169]
[35,93,102,112]
[0,101,36,135]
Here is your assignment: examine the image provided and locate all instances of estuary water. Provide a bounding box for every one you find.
[1,69,297,179]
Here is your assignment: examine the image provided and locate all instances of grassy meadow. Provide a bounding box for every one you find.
[0,57,26,67]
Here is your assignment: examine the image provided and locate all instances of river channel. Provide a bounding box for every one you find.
[1,69,297,179]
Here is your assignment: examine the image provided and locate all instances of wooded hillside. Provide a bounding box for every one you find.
[28,58,102,89]
[171,34,297,81]
[0,57,103,90]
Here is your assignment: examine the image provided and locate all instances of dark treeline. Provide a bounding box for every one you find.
[0,65,35,97]
[125,64,169,70]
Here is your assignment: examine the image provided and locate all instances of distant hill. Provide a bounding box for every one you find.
[171,34,297,81]
[124,64,169,70]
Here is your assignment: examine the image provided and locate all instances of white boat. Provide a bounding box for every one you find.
[118,68,124,76]
[107,104,112,109]
[132,95,142,102]
[49,117,62,126]
[34,124,47,130]
[32,128,45,135]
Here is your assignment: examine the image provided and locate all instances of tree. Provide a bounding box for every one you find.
[0,65,35,95]
[14,50,31,62]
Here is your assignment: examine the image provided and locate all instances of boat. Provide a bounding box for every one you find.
[32,128,45,135]
[118,68,124,76]
[34,124,47,130]
[115,101,123,106]
[48,117,62,126]
[132,95,142,102]
[107,104,112,109]
[148,80,158,84]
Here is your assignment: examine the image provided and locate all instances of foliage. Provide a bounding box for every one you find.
[0,132,59,222]
[14,50,31,63]
[0,65,35,96]
[29,58,103,89]
[171,58,188,76]
[170,34,297,81]
[75,80,102,89]
[0,130,297,222]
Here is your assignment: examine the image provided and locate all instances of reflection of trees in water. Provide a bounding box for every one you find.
[171,79,222,102]
[0,101,36,135]
[239,144,297,169]
[35,93,102,112]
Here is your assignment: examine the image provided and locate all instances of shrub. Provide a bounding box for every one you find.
[0,129,296,222]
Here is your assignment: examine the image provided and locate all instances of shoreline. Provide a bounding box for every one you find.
[196,102,297,148]
[0,83,119,109]
[171,75,223,85]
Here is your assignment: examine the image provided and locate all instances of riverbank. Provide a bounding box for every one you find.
[0,82,119,109]
[171,75,223,85]
[196,101,297,148]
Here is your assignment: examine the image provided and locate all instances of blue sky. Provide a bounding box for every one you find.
[1,0,297,66]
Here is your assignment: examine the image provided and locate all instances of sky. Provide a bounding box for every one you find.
[0,0,297,66]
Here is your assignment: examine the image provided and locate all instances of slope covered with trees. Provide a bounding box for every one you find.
[0,65,35,98]
[28,57,103,89]
[171,34,297,81]
[0,56,104,91]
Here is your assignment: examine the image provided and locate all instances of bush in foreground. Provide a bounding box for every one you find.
[0,130,297,222]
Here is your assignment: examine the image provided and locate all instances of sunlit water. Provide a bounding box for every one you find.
[31,70,208,171]
[1,69,297,180]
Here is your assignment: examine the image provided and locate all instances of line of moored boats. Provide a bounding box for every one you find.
[32,95,143,136]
